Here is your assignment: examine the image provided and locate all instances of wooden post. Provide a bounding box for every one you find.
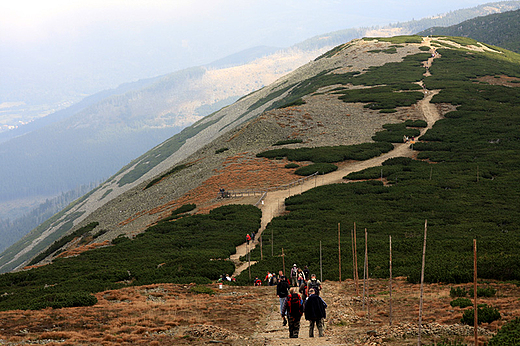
[260,236,263,260]
[320,241,323,282]
[474,239,478,345]
[418,220,428,346]
[351,227,355,282]
[338,223,342,283]
[365,228,369,319]
[282,248,286,277]
[248,243,251,280]
[389,235,393,326]
[354,222,359,296]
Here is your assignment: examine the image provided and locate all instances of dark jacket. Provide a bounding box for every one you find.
[277,279,290,298]
[304,294,327,320]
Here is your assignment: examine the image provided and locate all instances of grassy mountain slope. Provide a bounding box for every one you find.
[419,8,520,53]
[1,36,520,314]
[2,1,520,274]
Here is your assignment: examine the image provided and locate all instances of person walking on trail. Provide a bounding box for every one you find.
[246,234,251,245]
[303,266,310,282]
[281,287,304,338]
[251,231,255,242]
[299,280,308,302]
[290,264,298,287]
[304,288,327,337]
[297,268,306,287]
[307,273,322,296]
[276,275,290,326]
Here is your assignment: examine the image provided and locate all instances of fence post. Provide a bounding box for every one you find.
[320,240,323,282]
[389,235,393,326]
[474,239,478,345]
[338,223,342,283]
[418,220,428,346]
[354,222,359,296]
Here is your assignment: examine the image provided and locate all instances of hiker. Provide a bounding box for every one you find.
[264,271,272,285]
[251,231,255,242]
[307,273,322,296]
[246,234,251,245]
[254,276,262,286]
[299,280,308,302]
[276,275,291,325]
[270,271,278,286]
[304,288,327,337]
[225,274,231,281]
[290,264,298,287]
[281,287,304,338]
[303,266,310,281]
[297,268,306,287]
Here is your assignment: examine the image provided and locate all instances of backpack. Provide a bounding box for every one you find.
[286,293,303,317]
[308,279,320,295]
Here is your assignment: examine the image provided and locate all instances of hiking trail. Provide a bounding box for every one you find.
[231,40,442,279]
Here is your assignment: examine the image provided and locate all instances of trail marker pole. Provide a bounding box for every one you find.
[474,239,478,345]
[418,220,428,346]
[389,235,393,326]
[260,236,263,260]
[320,241,323,282]
[248,243,251,280]
[351,227,355,282]
[282,248,286,277]
[365,228,369,319]
[338,223,342,283]
[354,222,359,296]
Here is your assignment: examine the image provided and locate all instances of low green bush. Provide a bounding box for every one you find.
[28,292,98,310]
[273,139,303,146]
[215,147,229,154]
[189,285,215,295]
[488,317,520,346]
[461,304,501,325]
[295,163,337,176]
[469,286,497,298]
[285,163,300,169]
[450,287,467,298]
[450,297,472,308]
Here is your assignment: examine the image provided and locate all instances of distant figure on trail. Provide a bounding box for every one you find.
[276,275,291,326]
[307,274,322,296]
[281,287,304,338]
[290,264,299,287]
[225,274,231,281]
[299,280,308,302]
[251,231,255,242]
[254,276,262,286]
[264,271,272,285]
[303,266,310,281]
[270,272,278,286]
[246,234,251,245]
[304,288,327,337]
[297,268,306,287]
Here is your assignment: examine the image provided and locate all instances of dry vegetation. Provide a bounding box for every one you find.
[1,279,520,345]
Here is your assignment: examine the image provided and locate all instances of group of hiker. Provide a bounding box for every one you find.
[276,265,327,338]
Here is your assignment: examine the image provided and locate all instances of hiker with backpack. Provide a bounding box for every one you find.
[246,234,251,245]
[281,287,304,338]
[276,275,291,326]
[290,264,298,287]
[304,288,327,337]
[307,273,322,296]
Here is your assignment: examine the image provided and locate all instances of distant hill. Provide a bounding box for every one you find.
[418,9,520,53]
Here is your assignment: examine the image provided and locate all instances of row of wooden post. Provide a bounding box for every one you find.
[341,220,479,346]
[257,219,479,346]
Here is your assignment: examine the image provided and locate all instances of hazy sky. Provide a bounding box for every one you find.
[0,0,500,106]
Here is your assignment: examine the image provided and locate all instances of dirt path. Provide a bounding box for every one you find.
[231,42,443,279]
